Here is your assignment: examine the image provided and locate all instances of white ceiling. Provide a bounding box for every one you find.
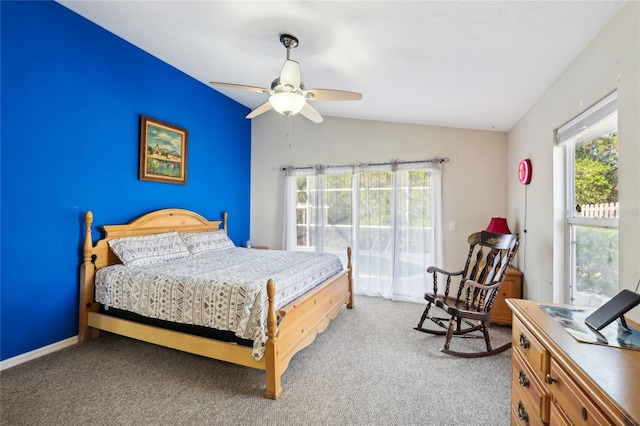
[57,0,626,132]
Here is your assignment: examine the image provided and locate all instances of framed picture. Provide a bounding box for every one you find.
[139,115,188,184]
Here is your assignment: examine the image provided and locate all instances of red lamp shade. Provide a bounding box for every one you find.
[486,217,512,234]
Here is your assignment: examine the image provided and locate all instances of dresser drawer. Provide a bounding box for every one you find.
[511,379,545,426]
[548,358,613,425]
[550,400,571,425]
[512,348,550,423]
[512,316,550,383]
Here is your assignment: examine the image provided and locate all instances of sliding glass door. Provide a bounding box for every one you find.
[284,162,442,302]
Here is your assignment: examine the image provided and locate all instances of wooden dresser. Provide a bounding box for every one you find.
[489,266,522,326]
[507,298,640,426]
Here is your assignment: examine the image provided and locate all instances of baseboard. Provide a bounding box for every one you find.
[0,336,79,371]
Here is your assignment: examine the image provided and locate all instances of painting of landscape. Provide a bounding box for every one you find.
[139,115,188,184]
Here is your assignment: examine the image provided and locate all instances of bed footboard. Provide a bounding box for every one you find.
[263,247,353,399]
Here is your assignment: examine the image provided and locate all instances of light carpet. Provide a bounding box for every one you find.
[0,295,513,426]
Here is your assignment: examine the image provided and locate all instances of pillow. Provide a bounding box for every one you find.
[108,231,190,267]
[179,230,235,256]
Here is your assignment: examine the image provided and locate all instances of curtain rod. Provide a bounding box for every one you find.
[280,157,449,172]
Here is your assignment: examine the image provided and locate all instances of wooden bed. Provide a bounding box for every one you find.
[79,208,354,399]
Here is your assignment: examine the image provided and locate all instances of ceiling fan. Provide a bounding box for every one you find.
[210,34,362,124]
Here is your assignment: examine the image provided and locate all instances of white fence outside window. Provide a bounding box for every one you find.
[577,202,618,219]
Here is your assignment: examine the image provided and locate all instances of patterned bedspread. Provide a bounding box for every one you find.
[95,248,343,360]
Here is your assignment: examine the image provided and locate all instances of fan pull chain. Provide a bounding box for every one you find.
[286,115,292,148]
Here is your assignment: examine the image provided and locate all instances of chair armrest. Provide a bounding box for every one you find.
[426,266,464,276]
[461,279,501,290]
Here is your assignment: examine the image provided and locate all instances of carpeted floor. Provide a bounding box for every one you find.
[0,296,513,426]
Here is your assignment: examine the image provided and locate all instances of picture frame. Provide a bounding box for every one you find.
[139,115,188,184]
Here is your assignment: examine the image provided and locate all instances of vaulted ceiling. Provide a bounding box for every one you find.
[57,1,626,131]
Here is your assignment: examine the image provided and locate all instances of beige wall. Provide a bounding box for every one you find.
[508,2,639,321]
[250,115,508,273]
[250,2,639,320]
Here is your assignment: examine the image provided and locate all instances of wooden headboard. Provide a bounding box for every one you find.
[79,208,228,342]
[83,208,228,270]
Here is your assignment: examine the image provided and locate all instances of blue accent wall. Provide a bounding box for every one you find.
[0,1,251,360]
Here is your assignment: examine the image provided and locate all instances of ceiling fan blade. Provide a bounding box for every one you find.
[279,60,301,89]
[209,82,269,94]
[299,102,323,123]
[246,101,273,119]
[305,88,362,101]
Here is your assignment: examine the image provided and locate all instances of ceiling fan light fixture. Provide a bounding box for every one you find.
[269,92,306,116]
[210,34,361,123]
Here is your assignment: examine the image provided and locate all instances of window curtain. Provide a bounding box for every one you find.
[283,161,443,303]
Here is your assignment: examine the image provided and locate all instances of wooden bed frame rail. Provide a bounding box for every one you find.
[79,209,354,399]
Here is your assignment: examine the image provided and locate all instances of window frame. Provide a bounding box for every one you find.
[559,91,618,306]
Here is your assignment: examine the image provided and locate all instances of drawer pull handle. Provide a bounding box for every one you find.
[581,406,588,420]
[545,374,557,385]
[517,401,529,422]
[518,369,529,387]
[519,332,530,349]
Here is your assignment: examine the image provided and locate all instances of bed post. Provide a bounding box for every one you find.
[347,247,354,308]
[263,279,283,400]
[222,211,228,233]
[79,211,99,343]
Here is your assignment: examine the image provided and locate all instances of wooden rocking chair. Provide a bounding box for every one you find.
[414,231,519,358]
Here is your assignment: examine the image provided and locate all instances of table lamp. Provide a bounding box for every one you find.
[486,217,512,234]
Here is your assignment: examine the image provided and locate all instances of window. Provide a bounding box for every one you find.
[558,92,618,307]
[295,172,353,252]
[283,161,443,302]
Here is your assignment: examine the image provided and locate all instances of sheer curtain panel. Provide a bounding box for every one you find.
[283,161,443,303]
